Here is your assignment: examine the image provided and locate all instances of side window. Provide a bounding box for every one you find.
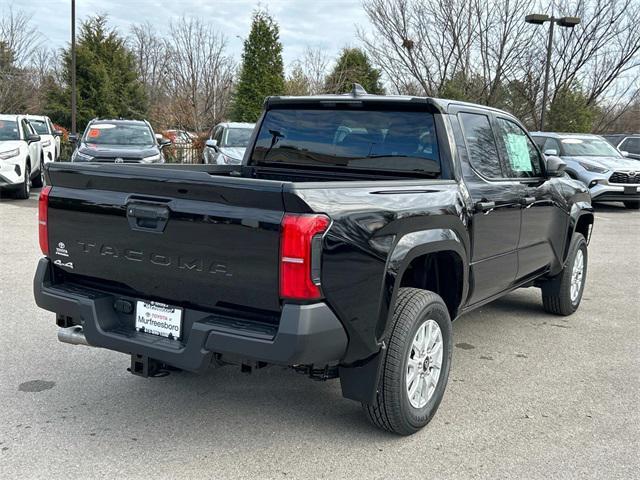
[620,137,640,155]
[495,118,543,178]
[542,137,561,155]
[21,120,30,139]
[459,112,503,178]
[214,127,224,144]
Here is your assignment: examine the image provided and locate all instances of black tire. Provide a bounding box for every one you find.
[541,233,587,316]
[362,288,452,436]
[32,162,44,188]
[623,200,640,210]
[15,162,30,199]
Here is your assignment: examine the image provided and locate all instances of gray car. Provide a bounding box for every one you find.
[203,122,255,165]
[531,132,640,209]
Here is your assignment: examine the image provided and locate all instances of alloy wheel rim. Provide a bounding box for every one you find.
[406,319,443,409]
[26,166,31,194]
[570,249,584,302]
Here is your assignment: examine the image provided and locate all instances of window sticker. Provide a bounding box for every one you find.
[505,133,532,172]
[88,128,101,138]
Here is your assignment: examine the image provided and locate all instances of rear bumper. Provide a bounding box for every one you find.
[33,258,347,371]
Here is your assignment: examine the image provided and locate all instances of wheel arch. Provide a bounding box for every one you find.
[563,209,594,264]
[377,229,469,340]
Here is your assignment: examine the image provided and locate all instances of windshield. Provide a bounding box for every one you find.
[251,109,441,176]
[29,119,50,135]
[84,123,154,146]
[561,138,621,157]
[0,120,20,141]
[224,128,253,147]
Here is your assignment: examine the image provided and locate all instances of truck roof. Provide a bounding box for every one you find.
[264,93,513,117]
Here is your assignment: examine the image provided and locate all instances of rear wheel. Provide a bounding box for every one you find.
[541,233,587,315]
[362,288,452,435]
[15,163,30,199]
[623,200,640,210]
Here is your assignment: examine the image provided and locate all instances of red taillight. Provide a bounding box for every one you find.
[38,186,51,255]
[280,213,330,300]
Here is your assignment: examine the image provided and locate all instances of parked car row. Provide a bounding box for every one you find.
[0,114,61,199]
[531,132,640,209]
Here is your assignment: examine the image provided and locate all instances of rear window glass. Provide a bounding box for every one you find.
[251,109,441,176]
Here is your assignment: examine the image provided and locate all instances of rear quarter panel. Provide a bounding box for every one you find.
[289,180,469,363]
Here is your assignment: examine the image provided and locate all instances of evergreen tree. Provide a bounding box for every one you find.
[231,10,285,122]
[547,85,597,133]
[45,16,147,129]
[324,48,384,95]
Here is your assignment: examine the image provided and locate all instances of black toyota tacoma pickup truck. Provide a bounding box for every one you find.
[34,91,594,435]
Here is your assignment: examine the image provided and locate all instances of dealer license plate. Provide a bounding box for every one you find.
[135,301,183,340]
[624,186,638,194]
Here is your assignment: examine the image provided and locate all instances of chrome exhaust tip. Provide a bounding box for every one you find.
[57,326,91,347]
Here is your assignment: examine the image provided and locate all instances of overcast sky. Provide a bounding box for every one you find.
[12,0,371,68]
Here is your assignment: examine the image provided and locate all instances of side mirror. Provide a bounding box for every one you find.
[620,150,629,157]
[546,156,567,177]
[27,133,41,143]
[159,137,172,148]
[205,139,218,149]
[544,149,558,156]
[53,130,63,137]
[69,133,79,144]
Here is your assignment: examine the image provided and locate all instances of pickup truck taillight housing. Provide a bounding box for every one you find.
[280,213,330,300]
[38,186,51,255]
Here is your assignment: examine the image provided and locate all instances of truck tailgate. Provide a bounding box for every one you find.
[45,164,286,313]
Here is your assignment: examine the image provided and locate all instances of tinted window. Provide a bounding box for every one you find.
[30,119,50,135]
[84,123,154,146]
[252,109,440,176]
[620,137,640,155]
[224,128,253,147]
[459,113,502,178]
[495,118,543,177]
[0,120,19,140]
[543,137,561,154]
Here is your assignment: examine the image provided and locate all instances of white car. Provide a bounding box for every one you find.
[26,115,62,163]
[204,122,255,165]
[0,114,44,199]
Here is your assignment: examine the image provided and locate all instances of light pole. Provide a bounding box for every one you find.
[525,14,580,131]
[71,0,77,136]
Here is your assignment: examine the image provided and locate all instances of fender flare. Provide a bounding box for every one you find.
[563,203,594,264]
[339,228,469,404]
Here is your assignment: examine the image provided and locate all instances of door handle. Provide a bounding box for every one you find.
[521,196,536,207]
[475,201,495,213]
[127,203,170,233]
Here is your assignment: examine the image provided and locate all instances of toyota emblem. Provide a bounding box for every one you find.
[115,158,124,163]
[629,171,636,177]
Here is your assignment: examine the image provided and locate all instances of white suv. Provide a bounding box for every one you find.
[26,115,62,163]
[0,114,44,199]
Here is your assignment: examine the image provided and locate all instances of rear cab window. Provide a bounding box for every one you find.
[249,107,443,178]
[458,112,503,178]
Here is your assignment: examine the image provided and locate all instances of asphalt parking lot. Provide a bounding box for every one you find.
[0,189,638,480]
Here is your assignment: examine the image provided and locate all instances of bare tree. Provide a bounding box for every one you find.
[549,0,640,106]
[0,8,44,111]
[165,17,235,132]
[129,22,171,126]
[360,0,640,131]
